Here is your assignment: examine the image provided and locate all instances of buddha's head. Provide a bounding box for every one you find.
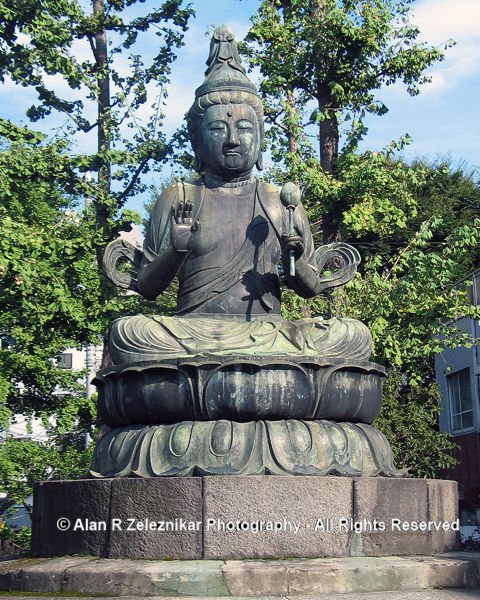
[187,25,264,178]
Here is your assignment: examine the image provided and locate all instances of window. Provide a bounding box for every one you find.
[473,272,480,306]
[466,271,480,306]
[448,368,473,432]
[58,352,73,369]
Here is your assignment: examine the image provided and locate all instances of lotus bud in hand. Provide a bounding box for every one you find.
[280,182,301,276]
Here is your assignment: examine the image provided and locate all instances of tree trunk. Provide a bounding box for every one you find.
[93,0,112,371]
[318,87,340,244]
[93,0,111,268]
[285,88,299,154]
[309,0,341,243]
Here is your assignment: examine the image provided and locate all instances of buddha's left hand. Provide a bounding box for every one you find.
[281,233,304,260]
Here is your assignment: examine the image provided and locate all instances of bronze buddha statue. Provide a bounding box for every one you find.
[107,24,370,364]
[91,25,398,478]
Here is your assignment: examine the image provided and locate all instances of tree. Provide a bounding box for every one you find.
[278,155,480,477]
[0,132,97,551]
[0,133,94,420]
[0,436,93,551]
[0,0,195,414]
[0,0,193,264]
[244,0,451,242]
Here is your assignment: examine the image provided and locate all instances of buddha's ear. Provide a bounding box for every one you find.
[194,152,203,173]
[256,152,263,172]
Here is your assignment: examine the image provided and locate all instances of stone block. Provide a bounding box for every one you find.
[4,557,93,593]
[203,475,353,559]
[107,477,203,559]
[285,556,430,595]
[354,477,429,556]
[62,558,230,597]
[427,479,459,553]
[151,560,231,597]
[30,475,459,561]
[31,479,112,557]
[422,555,479,589]
[2,554,480,596]
[62,559,161,596]
[222,560,290,596]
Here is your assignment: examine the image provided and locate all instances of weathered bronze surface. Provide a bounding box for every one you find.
[93,25,399,478]
[91,420,397,477]
[94,357,385,426]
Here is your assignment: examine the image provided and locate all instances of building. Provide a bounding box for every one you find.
[435,268,480,528]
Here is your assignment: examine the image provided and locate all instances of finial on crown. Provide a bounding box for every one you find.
[205,25,246,77]
[194,24,258,99]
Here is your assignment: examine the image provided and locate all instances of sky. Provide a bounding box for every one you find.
[1,0,479,217]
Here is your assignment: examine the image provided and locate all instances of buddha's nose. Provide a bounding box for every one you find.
[226,126,240,147]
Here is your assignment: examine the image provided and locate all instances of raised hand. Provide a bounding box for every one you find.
[171,201,194,253]
[280,233,304,278]
[281,233,304,260]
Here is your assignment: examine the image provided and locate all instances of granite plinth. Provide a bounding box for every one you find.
[32,476,459,560]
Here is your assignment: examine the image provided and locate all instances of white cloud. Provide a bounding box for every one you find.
[423,71,449,93]
[413,0,480,44]
[411,0,480,93]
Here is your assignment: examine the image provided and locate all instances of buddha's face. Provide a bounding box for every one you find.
[197,103,260,177]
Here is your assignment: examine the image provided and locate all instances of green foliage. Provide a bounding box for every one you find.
[0,134,154,548]
[245,0,449,151]
[0,524,32,554]
[0,1,193,467]
[0,432,94,552]
[0,139,94,419]
[282,204,480,477]
[341,218,480,376]
[244,0,450,243]
[377,371,457,478]
[0,407,95,552]
[268,145,424,245]
[0,0,194,233]
[0,437,93,511]
[402,160,480,267]
[344,157,480,269]
[0,1,193,554]
[0,133,159,415]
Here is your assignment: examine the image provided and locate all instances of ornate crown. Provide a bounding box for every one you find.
[194,25,258,98]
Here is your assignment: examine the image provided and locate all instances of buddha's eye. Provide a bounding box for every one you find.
[208,121,227,132]
[237,120,253,130]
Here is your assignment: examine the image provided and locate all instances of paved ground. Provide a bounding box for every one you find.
[1,592,480,599]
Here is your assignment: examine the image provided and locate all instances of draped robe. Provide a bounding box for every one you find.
[109,179,371,364]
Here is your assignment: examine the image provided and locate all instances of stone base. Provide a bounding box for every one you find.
[1,554,478,597]
[32,476,459,560]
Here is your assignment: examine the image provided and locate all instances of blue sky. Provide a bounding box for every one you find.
[1,0,479,217]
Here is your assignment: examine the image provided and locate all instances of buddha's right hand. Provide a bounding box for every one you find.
[171,201,195,252]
